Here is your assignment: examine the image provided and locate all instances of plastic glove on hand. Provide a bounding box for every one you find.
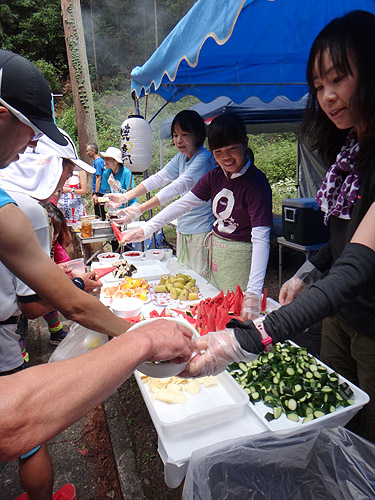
[112,203,142,224]
[278,277,307,305]
[105,193,128,209]
[279,260,321,305]
[125,203,142,221]
[108,173,116,187]
[121,227,146,244]
[241,292,262,321]
[180,329,256,378]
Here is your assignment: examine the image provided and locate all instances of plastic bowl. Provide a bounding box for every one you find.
[122,250,145,262]
[145,249,165,261]
[110,297,144,318]
[97,252,120,265]
[128,316,198,378]
[163,248,173,260]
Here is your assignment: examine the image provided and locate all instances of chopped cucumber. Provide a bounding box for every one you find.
[286,412,299,422]
[273,407,282,419]
[228,341,355,425]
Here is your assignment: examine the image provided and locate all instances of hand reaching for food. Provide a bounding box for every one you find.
[110,203,142,224]
[241,292,262,321]
[181,329,256,377]
[105,193,128,209]
[131,318,194,364]
[121,227,146,244]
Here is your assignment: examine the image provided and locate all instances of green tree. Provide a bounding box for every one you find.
[250,133,297,184]
[0,0,67,77]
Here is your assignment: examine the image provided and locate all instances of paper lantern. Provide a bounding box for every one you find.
[121,115,152,173]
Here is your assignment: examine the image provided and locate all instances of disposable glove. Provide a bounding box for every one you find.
[105,193,128,209]
[181,329,257,377]
[279,260,321,305]
[108,174,117,188]
[121,227,146,244]
[241,292,262,321]
[112,203,142,225]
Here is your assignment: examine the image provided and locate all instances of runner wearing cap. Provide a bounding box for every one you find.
[0,49,194,495]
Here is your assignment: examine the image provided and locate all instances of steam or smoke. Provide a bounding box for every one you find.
[80,0,196,79]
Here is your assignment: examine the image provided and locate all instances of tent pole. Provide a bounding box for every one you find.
[296,133,301,197]
[160,138,164,170]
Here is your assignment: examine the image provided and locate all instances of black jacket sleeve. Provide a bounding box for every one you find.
[234,242,375,353]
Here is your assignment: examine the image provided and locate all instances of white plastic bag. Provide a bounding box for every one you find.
[48,323,108,362]
[183,426,375,500]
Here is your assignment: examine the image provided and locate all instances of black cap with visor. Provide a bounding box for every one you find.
[0,50,67,146]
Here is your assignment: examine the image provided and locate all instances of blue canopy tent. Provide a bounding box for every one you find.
[158,93,323,201]
[131,0,375,107]
[131,0,375,240]
[159,94,309,139]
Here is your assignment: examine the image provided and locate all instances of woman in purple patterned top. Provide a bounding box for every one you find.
[277,10,375,441]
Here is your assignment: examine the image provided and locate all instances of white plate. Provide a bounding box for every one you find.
[135,370,249,437]
[129,316,198,378]
[93,260,168,282]
[150,283,203,307]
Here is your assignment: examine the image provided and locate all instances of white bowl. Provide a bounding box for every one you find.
[111,297,144,318]
[122,250,145,262]
[97,252,120,265]
[162,248,173,260]
[145,249,165,261]
[128,316,198,378]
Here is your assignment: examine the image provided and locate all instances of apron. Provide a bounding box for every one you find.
[206,232,252,292]
[176,231,210,278]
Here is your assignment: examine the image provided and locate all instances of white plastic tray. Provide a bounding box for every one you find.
[91,260,169,282]
[131,260,169,280]
[243,342,370,434]
[135,370,249,437]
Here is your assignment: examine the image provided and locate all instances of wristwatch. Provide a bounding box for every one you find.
[72,277,85,290]
[253,318,273,352]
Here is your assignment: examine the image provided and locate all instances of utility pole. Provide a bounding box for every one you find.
[154,0,158,49]
[90,0,100,92]
[61,0,98,162]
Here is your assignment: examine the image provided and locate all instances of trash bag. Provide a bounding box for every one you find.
[48,323,108,363]
[182,426,375,500]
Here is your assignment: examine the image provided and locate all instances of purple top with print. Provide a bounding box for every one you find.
[192,162,272,242]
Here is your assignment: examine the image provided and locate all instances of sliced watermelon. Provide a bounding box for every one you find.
[125,315,143,323]
[111,222,126,244]
[94,267,116,280]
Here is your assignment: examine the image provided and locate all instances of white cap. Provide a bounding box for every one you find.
[34,130,96,174]
[100,146,122,164]
[0,128,94,200]
[0,154,63,201]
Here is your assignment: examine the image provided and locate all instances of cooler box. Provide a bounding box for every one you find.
[282,197,330,245]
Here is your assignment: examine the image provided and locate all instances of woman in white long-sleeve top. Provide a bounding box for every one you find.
[106,110,215,277]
